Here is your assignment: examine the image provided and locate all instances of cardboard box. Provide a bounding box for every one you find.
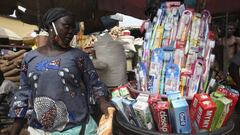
[136,93,149,102]
[210,97,232,131]
[122,98,140,127]
[195,100,216,131]
[210,91,225,102]
[166,91,181,102]
[148,94,161,125]
[217,88,239,125]
[190,94,210,123]
[119,86,130,97]
[133,101,155,130]
[112,97,129,122]
[112,88,120,98]
[171,98,191,133]
[154,101,172,133]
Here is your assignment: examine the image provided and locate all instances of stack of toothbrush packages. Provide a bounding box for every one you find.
[136,1,215,97]
[111,1,239,134]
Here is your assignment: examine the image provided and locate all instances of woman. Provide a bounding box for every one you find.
[9,8,111,135]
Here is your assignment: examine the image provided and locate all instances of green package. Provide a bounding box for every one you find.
[210,91,225,102]
[133,101,155,130]
[119,87,130,97]
[210,97,231,131]
[112,88,120,98]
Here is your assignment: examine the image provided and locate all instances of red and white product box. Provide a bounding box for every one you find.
[154,101,172,133]
[218,88,239,125]
[194,100,216,131]
[148,95,161,123]
[216,86,228,96]
[190,94,210,122]
[149,98,160,129]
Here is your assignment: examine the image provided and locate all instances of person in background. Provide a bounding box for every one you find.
[223,22,240,60]
[9,8,111,135]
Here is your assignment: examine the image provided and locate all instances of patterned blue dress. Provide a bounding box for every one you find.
[9,48,108,132]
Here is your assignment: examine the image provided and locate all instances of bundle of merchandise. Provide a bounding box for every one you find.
[111,85,155,131]
[111,85,191,133]
[0,49,26,85]
[135,1,215,97]
[75,22,97,59]
[111,1,239,134]
[111,83,239,133]
[109,26,124,40]
[190,84,239,133]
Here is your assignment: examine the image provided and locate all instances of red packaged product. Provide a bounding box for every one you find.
[148,95,161,126]
[218,88,239,125]
[190,94,210,123]
[217,86,228,96]
[148,95,161,105]
[195,100,216,131]
[155,101,172,133]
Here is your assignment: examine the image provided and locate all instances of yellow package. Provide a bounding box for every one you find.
[97,107,116,135]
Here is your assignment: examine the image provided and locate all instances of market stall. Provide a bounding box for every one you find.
[0,0,239,135]
[110,1,239,135]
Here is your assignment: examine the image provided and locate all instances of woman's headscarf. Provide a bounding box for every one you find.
[42,8,73,30]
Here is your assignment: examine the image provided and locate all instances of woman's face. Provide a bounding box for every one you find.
[54,16,75,48]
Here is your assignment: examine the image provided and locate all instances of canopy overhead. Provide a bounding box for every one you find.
[0,0,114,26]
[15,0,114,26]
[0,0,239,26]
[98,0,147,19]
[0,16,37,38]
[0,27,22,41]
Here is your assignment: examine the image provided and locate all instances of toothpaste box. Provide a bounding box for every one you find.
[137,93,149,102]
[216,85,228,96]
[122,98,140,127]
[133,100,155,130]
[228,89,239,107]
[210,97,232,131]
[171,98,191,133]
[112,88,121,98]
[148,94,161,124]
[210,91,225,103]
[217,88,239,125]
[166,91,182,132]
[166,91,181,102]
[111,97,129,122]
[148,95,161,106]
[119,86,130,97]
[155,101,172,133]
[194,100,216,131]
[190,94,210,123]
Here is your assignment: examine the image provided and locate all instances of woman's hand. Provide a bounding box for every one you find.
[98,97,113,119]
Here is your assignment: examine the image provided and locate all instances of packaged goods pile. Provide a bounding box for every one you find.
[111,83,238,133]
[135,1,215,97]
[0,49,25,85]
[111,1,239,134]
